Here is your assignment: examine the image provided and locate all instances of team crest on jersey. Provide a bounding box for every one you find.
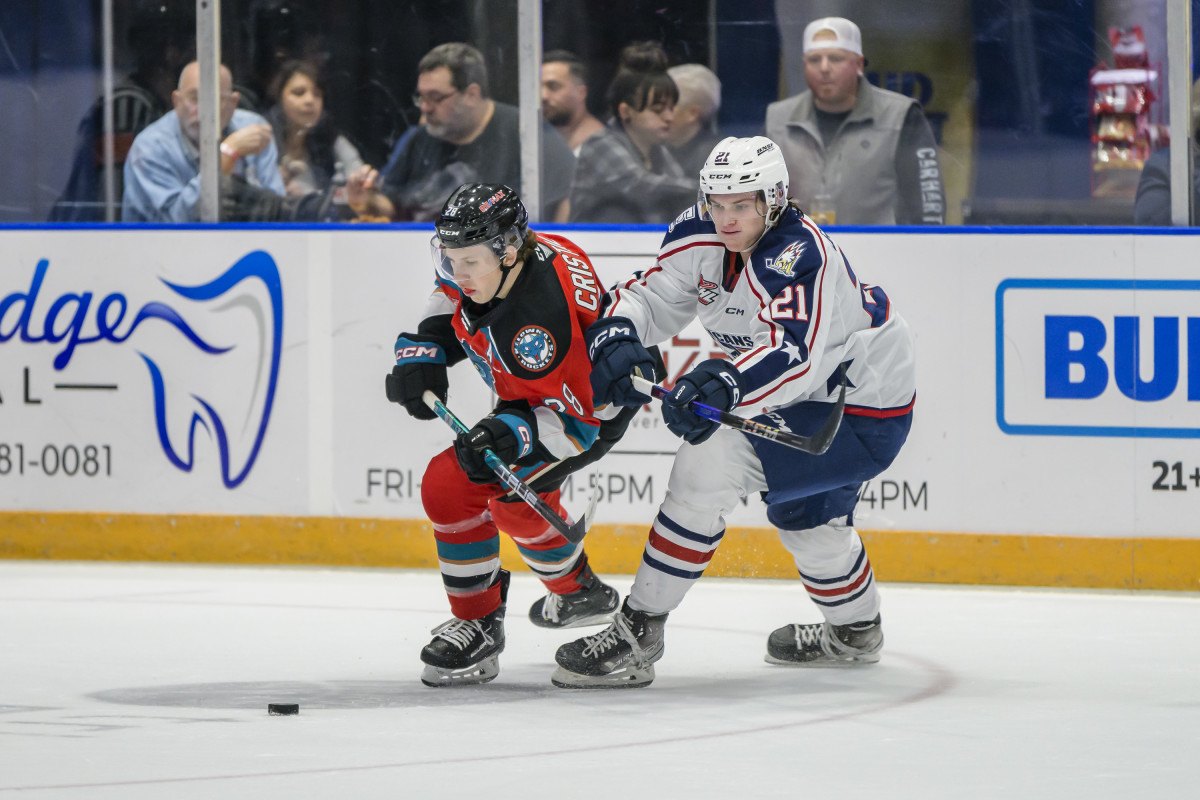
[697,277,719,305]
[768,241,806,278]
[512,326,556,371]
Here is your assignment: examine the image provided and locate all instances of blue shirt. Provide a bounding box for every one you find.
[122,108,285,222]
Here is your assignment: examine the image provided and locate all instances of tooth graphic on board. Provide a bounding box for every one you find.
[134,250,284,489]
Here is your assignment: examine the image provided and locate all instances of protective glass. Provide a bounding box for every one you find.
[429,235,503,284]
[11,2,1189,227]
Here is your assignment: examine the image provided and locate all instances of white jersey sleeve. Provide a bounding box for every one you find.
[602,204,723,345]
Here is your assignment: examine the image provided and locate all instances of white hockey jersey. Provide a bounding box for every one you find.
[604,204,916,418]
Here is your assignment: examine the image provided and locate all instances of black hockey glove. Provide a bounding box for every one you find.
[453,410,538,485]
[385,334,449,421]
[585,316,656,408]
[661,358,746,445]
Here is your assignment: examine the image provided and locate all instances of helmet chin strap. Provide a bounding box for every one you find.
[492,251,520,299]
[742,192,783,253]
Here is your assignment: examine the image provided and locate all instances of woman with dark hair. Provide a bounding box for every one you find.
[268,60,364,197]
[568,42,697,224]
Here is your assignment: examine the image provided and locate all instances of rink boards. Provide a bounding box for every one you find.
[1,225,1197,590]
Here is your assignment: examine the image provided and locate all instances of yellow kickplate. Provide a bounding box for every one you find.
[2,512,1196,592]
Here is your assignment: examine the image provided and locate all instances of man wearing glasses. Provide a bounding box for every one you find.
[348,43,575,222]
[122,61,284,222]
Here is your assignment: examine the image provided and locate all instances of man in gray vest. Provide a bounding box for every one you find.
[764,17,944,225]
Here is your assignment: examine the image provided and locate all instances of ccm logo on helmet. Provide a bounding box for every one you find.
[707,173,732,180]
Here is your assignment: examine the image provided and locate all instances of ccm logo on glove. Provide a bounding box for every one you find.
[586,323,633,361]
[395,344,442,361]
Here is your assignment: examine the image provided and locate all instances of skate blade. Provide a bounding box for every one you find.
[420,655,501,687]
[529,610,617,630]
[549,663,654,689]
[763,651,880,668]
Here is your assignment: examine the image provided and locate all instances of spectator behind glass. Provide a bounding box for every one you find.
[268,61,364,198]
[1134,78,1200,226]
[568,41,696,224]
[542,49,605,154]
[666,63,723,178]
[122,61,284,222]
[50,0,195,221]
[348,42,575,222]
[764,17,944,225]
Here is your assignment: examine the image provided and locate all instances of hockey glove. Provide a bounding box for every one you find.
[585,316,656,408]
[454,411,538,485]
[661,358,747,445]
[385,334,449,421]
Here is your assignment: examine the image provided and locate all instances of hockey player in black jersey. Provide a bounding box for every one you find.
[386,183,656,686]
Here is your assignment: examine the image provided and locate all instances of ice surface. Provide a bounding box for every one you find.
[0,561,1196,799]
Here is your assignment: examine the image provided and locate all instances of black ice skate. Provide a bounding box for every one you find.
[528,562,619,629]
[551,598,667,688]
[764,614,883,667]
[420,570,509,687]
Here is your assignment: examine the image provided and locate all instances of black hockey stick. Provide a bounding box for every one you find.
[422,392,593,543]
[629,373,845,455]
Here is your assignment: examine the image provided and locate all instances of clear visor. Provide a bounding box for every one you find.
[703,191,768,222]
[430,235,504,284]
[697,188,711,221]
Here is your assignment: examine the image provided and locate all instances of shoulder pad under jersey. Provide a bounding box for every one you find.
[662,201,714,247]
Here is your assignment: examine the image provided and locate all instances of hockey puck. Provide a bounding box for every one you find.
[267,703,299,716]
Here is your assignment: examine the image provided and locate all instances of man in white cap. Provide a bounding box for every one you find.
[764,16,944,225]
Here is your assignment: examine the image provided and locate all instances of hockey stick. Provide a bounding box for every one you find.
[629,373,845,455]
[422,392,593,543]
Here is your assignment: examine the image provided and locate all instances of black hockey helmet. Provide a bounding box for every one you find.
[435,183,529,256]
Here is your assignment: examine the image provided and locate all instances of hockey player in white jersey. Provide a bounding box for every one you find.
[553,135,916,688]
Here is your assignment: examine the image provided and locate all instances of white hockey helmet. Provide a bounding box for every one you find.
[698,136,790,223]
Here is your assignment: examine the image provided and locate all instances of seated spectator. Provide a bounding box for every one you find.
[666,63,724,178]
[764,16,944,225]
[542,49,605,153]
[122,62,284,222]
[350,42,574,221]
[268,60,364,198]
[1134,78,1200,226]
[569,41,696,224]
[50,0,194,221]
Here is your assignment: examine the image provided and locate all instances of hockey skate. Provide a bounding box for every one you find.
[551,598,667,689]
[420,570,509,687]
[528,563,619,629]
[764,614,883,667]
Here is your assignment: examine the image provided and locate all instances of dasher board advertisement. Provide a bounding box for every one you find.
[2,227,1197,538]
